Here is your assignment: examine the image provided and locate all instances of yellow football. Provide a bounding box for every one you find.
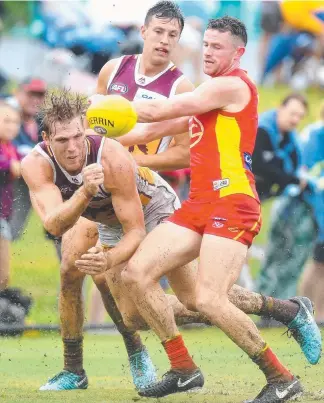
[86,95,137,138]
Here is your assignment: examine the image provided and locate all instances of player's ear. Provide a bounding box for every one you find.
[141,25,147,40]
[42,130,50,145]
[236,46,245,59]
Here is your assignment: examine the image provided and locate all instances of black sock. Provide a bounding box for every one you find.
[63,338,84,374]
[122,331,145,357]
[259,296,299,325]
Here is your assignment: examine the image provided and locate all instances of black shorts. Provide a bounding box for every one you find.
[314,242,324,263]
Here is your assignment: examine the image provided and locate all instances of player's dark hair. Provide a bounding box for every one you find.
[207,16,248,46]
[39,89,88,136]
[145,1,185,32]
[281,93,309,112]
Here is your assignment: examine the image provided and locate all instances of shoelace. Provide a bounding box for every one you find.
[48,371,67,383]
[282,323,304,340]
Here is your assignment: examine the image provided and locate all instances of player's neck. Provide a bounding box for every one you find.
[139,53,170,77]
[216,60,240,77]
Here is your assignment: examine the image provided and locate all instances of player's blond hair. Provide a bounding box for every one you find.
[39,88,88,136]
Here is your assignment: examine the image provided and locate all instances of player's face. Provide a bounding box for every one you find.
[45,116,86,174]
[0,107,20,141]
[141,17,181,65]
[203,29,245,77]
[278,99,306,132]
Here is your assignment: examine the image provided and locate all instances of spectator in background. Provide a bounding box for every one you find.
[253,93,308,201]
[0,102,21,290]
[239,94,308,294]
[6,78,46,241]
[299,106,324,322]
[254,94,314,318]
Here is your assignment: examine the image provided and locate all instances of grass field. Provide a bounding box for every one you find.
[1,328,324,403]
[4,85,324,402]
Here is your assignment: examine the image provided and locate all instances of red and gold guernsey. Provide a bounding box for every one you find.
[107,54,184,156]
[168,69,261,247]
[189,68,259,203]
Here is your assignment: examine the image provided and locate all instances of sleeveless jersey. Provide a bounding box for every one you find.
[34,135,157,226]
[189,69,259,202]
[107,54,184,156]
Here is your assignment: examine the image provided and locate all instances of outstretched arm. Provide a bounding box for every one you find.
[133,132,190,170]
[103,143,146,267]
[133,76,250,122]
[118,117,189,146]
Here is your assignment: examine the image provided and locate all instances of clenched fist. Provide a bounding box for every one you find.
[82,163,104,197]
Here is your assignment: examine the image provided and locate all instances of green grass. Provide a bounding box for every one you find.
[1,328,323,402]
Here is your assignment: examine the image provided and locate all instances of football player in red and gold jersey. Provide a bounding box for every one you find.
[120,16,307,401]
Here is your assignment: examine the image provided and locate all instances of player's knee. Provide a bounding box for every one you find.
[121,261,146,289]
[195,290,227,317]
[178,294,197,312]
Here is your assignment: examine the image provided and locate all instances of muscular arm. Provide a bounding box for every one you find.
[133,76,250,122]
[101,140,146,267]
[132,78,193,170]
[21,152,92,237]
[134,132,190,170]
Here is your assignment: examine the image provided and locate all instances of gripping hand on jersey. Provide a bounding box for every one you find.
[75,246,112,275]
[82,163,104,197]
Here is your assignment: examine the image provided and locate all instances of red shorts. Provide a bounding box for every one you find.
[168,194,261,247]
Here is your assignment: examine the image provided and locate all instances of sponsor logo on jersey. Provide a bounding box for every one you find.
[228,227,240,233]
[244,152,253,171]
[134,88,167,101]
[60,185,74,195]
[109,82,128,94]
[189,117,204,148]
[138,77,146,85]
[212,178,230,191]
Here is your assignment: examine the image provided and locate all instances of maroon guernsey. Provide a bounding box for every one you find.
[107,54,184,155]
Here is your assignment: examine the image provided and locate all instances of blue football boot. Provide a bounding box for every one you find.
[287,296,322,365]
[39,370,88,390]
[129,348,157,390]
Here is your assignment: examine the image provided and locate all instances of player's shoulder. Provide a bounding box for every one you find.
[210,74,251,95]
[21,148,45,169]
[21,148,53,184]
[101,137,134,166]
[175,76,195,94]
[101,138,136,187]
[98,57,123,79]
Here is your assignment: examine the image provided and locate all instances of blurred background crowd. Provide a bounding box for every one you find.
[1,0,324,334]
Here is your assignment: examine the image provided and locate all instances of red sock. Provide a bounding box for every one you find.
[162,334,197,372]
[253,344,294,383]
